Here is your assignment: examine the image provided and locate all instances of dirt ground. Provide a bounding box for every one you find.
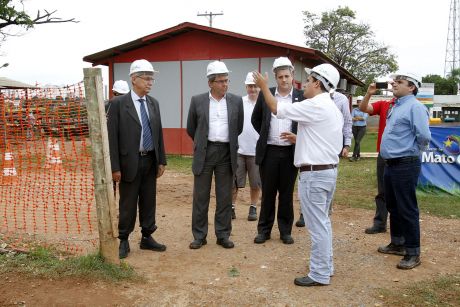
[1,170,459,306]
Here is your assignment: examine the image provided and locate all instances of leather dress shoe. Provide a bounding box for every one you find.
[295,214,305,227]
[397,255,421,270]
[119,239,130,259]
[254,233,271,244]
[189,238,207,249]
[378,243,406,256]
[365,226,386,234]
[281,234,294,244]
[294,276,327,287]
[140,236,166,252]
[216,238,234,249]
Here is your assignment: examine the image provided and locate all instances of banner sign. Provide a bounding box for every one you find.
[419,126,460,195]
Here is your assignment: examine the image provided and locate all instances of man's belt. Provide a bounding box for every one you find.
[139,151,153,156]
[299,164,337,172]
[384,156,419,166]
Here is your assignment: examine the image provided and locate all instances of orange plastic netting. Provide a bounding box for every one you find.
[0,83,99,253]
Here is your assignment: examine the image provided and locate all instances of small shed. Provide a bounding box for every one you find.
[84,22,363,155]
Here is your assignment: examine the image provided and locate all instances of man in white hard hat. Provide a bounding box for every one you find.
[371,72,430,269]
[187,60,244,250]
[349,95,368,162]
[107,59,167,259]
[253,63,343,286]
[105,80,130,114]
[251,57,304,245]
[231,72,261,221]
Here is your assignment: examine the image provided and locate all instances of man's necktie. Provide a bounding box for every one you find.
[139,98,153,151]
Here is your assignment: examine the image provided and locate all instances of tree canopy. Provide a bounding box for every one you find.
[422,74,458,95]
[303,6,398,92]
[0,0,77,43]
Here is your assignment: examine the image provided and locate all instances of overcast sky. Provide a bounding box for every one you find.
[0,0,450,87]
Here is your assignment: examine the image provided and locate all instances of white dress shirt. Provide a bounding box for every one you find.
[267,88,293,146]
[208,92,229,142]
[238,95,259,155]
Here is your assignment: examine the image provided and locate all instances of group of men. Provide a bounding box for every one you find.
[107,57,430,287]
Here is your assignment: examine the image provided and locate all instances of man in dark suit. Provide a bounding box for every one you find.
[187,60,244,250]
[251,57,303,245]
[107,59,167,259]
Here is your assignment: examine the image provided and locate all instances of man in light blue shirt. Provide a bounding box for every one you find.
[376,72,430,270]
[350,96,369,161]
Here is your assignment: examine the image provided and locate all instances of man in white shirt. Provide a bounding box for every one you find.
[253,63,343,287]
[232,72,261,221]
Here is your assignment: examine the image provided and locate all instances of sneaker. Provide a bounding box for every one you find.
[232,206,236,220]
[295,214,305,227]
[248,205,257,221]
[378,243,406,256]
[397,255,421,269]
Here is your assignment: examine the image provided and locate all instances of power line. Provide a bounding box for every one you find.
[197,11,223,28]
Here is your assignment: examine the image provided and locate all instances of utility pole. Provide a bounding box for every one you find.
[445,0,460,77]
[197,11,223,27]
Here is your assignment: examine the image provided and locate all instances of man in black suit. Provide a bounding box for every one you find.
[251,57,303,245]
[107,59,167,259]
[187,61,244,250]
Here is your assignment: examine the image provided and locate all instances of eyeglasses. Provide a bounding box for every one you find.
[213,79,230,85]
[137,75,155,83]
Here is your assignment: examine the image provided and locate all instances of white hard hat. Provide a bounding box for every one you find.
[305,63,340,91]
[244,72,255,85]
[129,59,157,76]
[357,95,364,101]
[272,57,294,72]
[112,80,129,94]
[389,72,422,89]
[207,61,230,77]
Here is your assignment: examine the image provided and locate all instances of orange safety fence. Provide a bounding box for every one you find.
[0,82,99,254]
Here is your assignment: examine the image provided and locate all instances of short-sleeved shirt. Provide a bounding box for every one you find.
[370,98,395,152]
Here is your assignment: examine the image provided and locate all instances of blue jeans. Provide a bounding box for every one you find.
[298,168,337,284]
[384,158,421,256]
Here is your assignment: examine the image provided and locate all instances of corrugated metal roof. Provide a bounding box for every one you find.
[0,77,37,89]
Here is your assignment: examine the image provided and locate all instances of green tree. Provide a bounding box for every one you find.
[303,6,398,93]
[422,74,457,95]
[0,0,77,42]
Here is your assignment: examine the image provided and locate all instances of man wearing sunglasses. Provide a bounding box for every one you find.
[107,59,167,259]
[365,72,430,270]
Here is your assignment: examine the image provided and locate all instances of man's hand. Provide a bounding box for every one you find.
[280,132,297,144]
[367,83,378,96]
[340,146,350,158]
[112,171,121,182]
[252,71,269,91]
[157,165,165,178]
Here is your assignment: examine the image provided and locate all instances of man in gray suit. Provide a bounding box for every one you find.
[108,59,167,259]
[187,61,244,249]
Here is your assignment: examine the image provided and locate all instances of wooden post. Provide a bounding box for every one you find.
[83,68,119,264]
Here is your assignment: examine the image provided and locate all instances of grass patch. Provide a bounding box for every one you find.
[0,247,137,282]
[350,131,378,153]
[378,274,460,306]
[167,154,192,174]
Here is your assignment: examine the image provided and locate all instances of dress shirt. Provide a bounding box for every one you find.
[208,92,229,142]
[131,91,150,152]
[380,95,431,159]
[238,95,259,155]
[277,93,343,167]
[351,108,368,126]
[267,88,293,146]
[332,92,353,146]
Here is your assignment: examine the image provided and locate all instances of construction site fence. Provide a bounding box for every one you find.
[0,82,100,254]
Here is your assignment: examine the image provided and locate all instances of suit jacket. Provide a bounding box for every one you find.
[251,87,304,165]
[187,92,244,176]
[107,92,167,182]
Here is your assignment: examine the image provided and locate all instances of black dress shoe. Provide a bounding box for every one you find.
[119,239,130,259]
[216,238,234,248]
[378,243,406,256]
[189,238,207,249]
[365,226,386,234]
[232,207,236,220]
[281,234,294,244]
[397,255,421,269]
[140,236,166,252]
[294,276,327,287]
[254,233,270,244]
[295,214,305,227]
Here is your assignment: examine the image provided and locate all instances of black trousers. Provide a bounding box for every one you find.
[352,125,366,158]
[118,153,158,240]
[192,142,233,240]
[258,145,298,236]
[372,154,388,229]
